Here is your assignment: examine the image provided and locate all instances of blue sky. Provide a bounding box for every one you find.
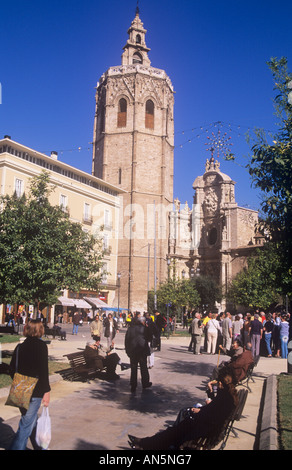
[1,0,291,212]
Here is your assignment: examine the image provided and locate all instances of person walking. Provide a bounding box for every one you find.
[8,320,51,450]
[125,316,152,393]
[72,311,81,335]
[144,312,158,368]
[154,311,166,351]
[221,312,232,351]
[232,315,242,342]
[191,312,203,355]
[249,313,263,359]
[263,313,274,357]
[242,314,252,347]
[279,314,289,359]
[206,314,220,354]
[104,313,119,349]
[90,313,103,340]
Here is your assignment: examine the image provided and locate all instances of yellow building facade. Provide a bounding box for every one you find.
[0,136,124,322]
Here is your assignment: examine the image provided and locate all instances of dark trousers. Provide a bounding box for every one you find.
[140,416,199,450]
[130,354,150,389]
[103,353,120,375]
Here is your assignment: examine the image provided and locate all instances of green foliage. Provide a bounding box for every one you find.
[246,57,292,297]
[192,275,222,311]
[148,278,201,315]
[227,244,283,310]
[148,274,222,315]
[278,375,292,450]
[0,172,105,306]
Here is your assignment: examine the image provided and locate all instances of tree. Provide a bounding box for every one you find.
[192,275,222,312]
[247,57,292,297]
[0,171,105,309]
[227,244,283,310]
[148,278,201,316]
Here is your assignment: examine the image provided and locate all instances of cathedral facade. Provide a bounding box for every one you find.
[92,10,261,312]
[169,156,262,311]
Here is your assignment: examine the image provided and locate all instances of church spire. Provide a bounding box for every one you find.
[121,7,151,67]
[136,1,140,16]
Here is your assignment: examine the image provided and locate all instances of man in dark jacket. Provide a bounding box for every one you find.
[125,316,152,393]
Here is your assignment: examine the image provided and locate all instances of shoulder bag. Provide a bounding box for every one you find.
[5,345,38,410]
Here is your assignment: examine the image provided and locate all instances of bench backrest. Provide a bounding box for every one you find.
[232,388,248,421]
[66,352,87,368]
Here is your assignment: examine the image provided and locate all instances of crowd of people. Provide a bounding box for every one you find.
[188,309,291,360]
[4,305,290,450]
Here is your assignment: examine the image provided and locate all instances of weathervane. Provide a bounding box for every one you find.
[205,121,234,161]
[136,1,140,15]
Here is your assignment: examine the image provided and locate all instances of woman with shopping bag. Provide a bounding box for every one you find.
[8,320,51,450]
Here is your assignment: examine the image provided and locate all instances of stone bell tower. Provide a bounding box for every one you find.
[92,8,175,311]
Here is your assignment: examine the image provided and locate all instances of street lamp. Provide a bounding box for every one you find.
[166,257,171,337]
[117,272,121,318]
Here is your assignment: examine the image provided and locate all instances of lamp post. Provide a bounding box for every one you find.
[117,272,121,319]
[166,258,171,337]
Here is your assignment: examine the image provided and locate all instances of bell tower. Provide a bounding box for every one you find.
[92,9,174,311]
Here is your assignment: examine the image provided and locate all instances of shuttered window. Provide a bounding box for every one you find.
[117,98,127,128]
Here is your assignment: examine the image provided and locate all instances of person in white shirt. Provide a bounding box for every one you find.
[206,314,221,354]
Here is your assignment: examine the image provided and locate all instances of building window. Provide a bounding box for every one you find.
[60,194,67,212]
[83,203,92,224]
[136,34,141,44]
[117,98,127,128]
[118,168,122,185]
[133,52,143,64]
[145,99,154,129]
[101,263,108,284]
[103,233,109,250]
[15,178,23,198]
[104,209,112,229]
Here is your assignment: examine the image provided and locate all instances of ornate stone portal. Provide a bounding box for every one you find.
[169,156,261,310]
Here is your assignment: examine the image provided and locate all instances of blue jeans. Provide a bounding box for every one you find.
[72,323,79,334]
[280,336,288,359]
[264,332,272,356]
[9,398,42,450]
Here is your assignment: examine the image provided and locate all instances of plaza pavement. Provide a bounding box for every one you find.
[0,323,287,451]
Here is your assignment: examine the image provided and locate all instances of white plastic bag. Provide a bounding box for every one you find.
[36,406,51,450]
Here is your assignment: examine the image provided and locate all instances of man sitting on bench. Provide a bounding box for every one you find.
[128,367,239,450]
[84,336,126,380]
[210,339,254,385]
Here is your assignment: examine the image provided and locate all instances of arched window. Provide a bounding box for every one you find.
[136,34,141,44]
[117,98,127,128]
[145,100,154,129]
[133,52,143,64]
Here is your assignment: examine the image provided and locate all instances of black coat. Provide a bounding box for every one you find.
[125,320,151,359]
[9,337,51,398]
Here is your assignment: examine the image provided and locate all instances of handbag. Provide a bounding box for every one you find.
[5,345,38,410]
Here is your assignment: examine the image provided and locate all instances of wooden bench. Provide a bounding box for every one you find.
[0,325,16,335]
[238,356,260,392]
[63,351,105,382]
[44,327,61,339]
[179,388,248,451]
